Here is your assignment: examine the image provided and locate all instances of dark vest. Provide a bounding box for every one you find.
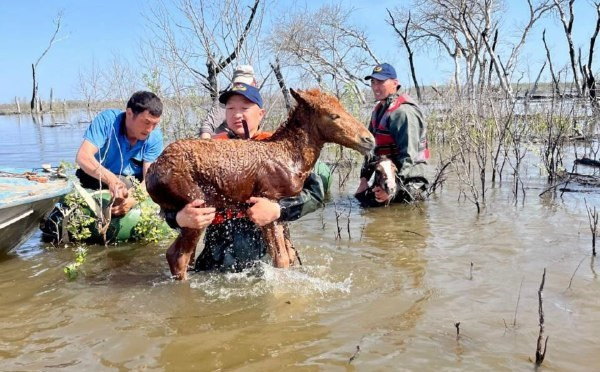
[369,94,429,162]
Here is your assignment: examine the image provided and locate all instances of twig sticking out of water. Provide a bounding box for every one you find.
[426,156,455,197]
[349,345,360,364]
[359,220,366,241]
[505,277,525,329]
[513,277,524,328]
[535,268,548,367]
[567,256,587,291]
[469,262,473,280]
[584,199,598,256]
[333,201,342,240]
[346,198,352,240]
[454,322,461,340]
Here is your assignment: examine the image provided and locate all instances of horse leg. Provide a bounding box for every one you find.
[166,227,203,280]
[261,222,291,268]
[282,223,297,266]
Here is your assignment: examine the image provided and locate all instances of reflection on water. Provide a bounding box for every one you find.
[1,113,600,370]
[0,111,90,168]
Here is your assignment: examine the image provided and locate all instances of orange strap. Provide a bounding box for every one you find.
[212,131,273,141]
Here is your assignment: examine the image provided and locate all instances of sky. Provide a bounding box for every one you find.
[0,0,598,103]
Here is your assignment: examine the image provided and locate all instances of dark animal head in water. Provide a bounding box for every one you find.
[373,156,398,201]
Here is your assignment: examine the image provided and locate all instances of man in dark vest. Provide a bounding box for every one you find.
[355,63,429,207]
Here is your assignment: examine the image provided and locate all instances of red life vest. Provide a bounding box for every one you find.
[210,130,273,224]
[369,94,429,161]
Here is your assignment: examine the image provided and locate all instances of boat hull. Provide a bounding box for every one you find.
[0,197,61,255]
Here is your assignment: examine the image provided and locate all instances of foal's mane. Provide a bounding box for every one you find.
[268,89,343,140]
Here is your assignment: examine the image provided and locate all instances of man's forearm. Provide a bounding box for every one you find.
[77,154,120,187]
[278,173,324,221]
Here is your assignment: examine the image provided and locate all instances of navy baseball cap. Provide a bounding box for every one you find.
[364,63,397,81]
[219,83,263,108]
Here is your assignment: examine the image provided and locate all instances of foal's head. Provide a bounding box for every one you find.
[374,156,398,201]
[290,89,374,154]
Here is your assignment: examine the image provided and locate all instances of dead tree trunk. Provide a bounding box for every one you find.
[481,30,513,99]
[30,64,38,112]
[15,97,20,114]
[535,268,548,366]
[205,61,219,101]
[203,0,260,101]
[543,29,561,97]
[554,0,582,96]
[584,2,600,103]
[30,13,62,113]
[528,60,547,98]
[270,57,292,112]
[49,88,53,111]
[485,29,499,90]
[453,52,461,96]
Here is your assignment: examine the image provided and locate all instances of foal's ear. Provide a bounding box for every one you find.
[290,89,306,105]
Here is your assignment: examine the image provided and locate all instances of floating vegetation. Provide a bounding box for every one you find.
[63,246,87,280]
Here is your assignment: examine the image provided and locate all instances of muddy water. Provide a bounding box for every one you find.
[1,113,600,370]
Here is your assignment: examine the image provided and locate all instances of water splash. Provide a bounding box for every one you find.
[189,261,352,301]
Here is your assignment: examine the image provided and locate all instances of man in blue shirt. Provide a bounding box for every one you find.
[75,91,163,216]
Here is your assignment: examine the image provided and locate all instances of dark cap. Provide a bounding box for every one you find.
[364,63,397,81]
[219,83,263,108]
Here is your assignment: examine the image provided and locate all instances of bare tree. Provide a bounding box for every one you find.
[76,58,106,112]
[465,0,553,99]
[540,96,570,182]
[581,2,600,103]
[553,0,582,96]
[543,29,562,96]
[103,53,140,102]
[268,4,380,103]
[144,0,262,102]
[500,0,554,81]
[389,0,552,100]
[390,0,493,98]
[31,12,64,112]
[387,9,422,102]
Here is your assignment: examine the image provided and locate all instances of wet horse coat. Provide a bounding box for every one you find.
[146,89,375,280]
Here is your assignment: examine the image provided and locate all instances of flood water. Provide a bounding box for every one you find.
[1,112,600,371]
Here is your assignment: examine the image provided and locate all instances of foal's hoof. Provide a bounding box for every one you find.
[172,271,188,281]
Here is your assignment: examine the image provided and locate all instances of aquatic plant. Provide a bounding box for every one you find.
[57,177,173,244]
[130,177,176,243]
[63,192,95,241]
[63,246,87,280]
